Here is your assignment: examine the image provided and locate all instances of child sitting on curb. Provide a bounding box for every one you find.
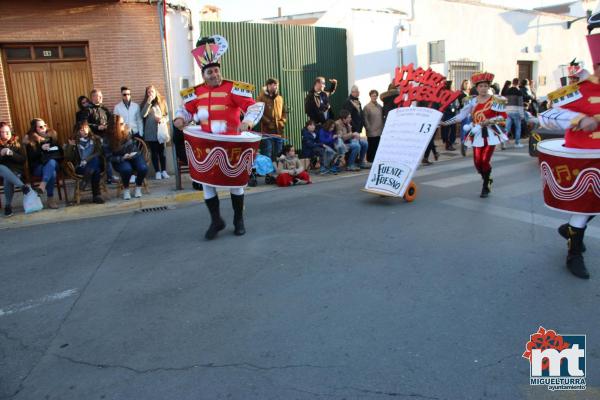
[276,145,311,187]
[301,120,333,175]
[317,120,344,174]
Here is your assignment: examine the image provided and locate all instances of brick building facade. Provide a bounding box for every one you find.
[0,0,168,139]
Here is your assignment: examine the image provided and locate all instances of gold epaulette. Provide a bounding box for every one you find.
[491,95,507,112]
[232,80,255,92]
[492,95,507,105]
[230,80,254,98]
[179,86,195,98]
[547,83,582,107]
[179,84,203,103]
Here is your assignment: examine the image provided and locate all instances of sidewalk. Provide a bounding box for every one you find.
[0,140,466,230]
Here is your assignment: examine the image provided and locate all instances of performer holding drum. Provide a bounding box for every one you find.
[174,35,264,240]
[441,72,509,198]
[535,14,600,279]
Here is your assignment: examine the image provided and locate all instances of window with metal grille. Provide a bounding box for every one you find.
[428,41,445,64]
[448,61,482,88]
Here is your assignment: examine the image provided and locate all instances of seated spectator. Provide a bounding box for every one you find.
[0,121,32,216]
[335,109,368,171]
[318,119,344,174]
[301,120,333,174]
[64,121,105,204]
[109,115,148,200]
[23,118,62,209]
[276,145,311,187]
[75,95,91,123]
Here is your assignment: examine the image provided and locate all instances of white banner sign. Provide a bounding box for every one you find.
[364,107,443,197]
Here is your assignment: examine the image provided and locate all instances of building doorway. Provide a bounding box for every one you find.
[2,43,93,143]
[517,60,533,82]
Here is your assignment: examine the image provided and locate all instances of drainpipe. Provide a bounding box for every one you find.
[157,0,182,190]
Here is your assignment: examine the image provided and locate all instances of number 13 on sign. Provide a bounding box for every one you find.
[419,123,432,134]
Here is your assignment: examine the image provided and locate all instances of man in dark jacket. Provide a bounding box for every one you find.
[504,78,525,147]
[343,85,364,133]
[87,89,111,138]
[380,82,400,123]
[304,76,337,124]
[87,89,114,183]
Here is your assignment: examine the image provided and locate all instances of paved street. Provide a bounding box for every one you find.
[1,147,599,400]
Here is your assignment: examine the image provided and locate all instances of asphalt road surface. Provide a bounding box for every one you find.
[1,148,599,400]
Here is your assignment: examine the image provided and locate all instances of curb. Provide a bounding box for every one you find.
[2,151,473,230]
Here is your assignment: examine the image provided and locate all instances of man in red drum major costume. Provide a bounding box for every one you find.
[174,35,264,240]
[535,12,600,279]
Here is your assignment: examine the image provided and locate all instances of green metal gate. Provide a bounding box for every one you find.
[200,21,348,151]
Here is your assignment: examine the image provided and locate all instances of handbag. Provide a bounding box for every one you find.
[23,190,43,214]
[157,121,171,144]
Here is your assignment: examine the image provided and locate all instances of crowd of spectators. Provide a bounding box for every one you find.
[1,72,542,216]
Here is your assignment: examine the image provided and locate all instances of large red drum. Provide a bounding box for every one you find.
[537,139,600,215]
[183,126,261,188]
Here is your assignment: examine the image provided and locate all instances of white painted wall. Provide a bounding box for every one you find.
[166,8,195,112]
[317,0,592,106]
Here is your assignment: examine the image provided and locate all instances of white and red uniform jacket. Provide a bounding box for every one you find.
[175,79,264,135]
[539,76,600,149]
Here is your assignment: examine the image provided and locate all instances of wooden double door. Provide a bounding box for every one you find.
[6,60,92,144]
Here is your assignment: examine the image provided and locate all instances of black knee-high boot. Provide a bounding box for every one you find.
[480,169,492,198]
[231,194,246,236]
[566,225,590,279]
[204,196,225,240]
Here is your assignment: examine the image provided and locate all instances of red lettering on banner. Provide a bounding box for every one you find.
[392,63,461,111]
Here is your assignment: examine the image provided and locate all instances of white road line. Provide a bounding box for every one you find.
[495,178,543,198]
[0,289,78,318]
[441,197,600,239]
[414,156,509,178]
[421,162,535,188]
[497,150,532,157]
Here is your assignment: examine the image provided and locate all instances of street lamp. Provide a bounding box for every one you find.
[566,9,592,30]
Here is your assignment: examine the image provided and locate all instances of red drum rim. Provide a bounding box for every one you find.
[537,139,600,159]
[183,126,262,143]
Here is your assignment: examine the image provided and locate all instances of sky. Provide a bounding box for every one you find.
[210,0,585,21]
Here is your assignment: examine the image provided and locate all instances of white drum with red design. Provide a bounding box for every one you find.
[537,139,600,215]
[183,126,261,188]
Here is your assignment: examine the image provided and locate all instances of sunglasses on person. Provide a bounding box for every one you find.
[122,92,131,96]
[37,124,47,129]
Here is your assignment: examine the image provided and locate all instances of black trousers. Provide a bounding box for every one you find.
[366,136,380,162]
[147,140,166,172]
[423,137,437,159]
[441,125,456,145]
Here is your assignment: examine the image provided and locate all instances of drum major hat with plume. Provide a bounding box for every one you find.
[192,35,229,73]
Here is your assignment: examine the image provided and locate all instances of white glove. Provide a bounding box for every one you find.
[195,107,209,123]
[211,121,227,134]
